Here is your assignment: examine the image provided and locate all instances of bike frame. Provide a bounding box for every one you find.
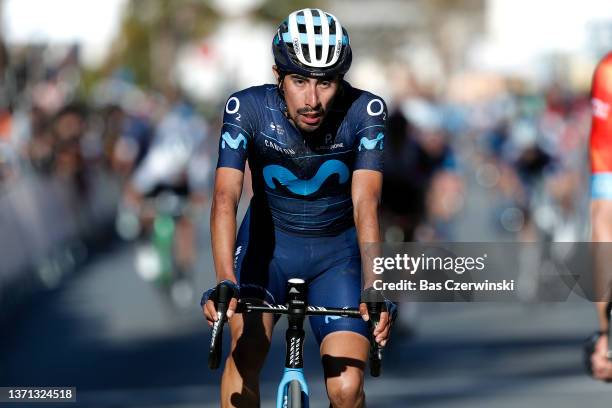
[277,278,309,407]
[148,191,188,287]
[207,279,382,407]
[238,287,364,407]
[152,213,176,286]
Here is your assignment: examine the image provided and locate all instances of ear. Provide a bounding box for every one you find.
[272,65,281,82]
[272,65,286,95]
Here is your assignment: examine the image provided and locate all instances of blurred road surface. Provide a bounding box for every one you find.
[1,233,610,407]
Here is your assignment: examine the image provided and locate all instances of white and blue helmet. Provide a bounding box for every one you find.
[272,8,352,78]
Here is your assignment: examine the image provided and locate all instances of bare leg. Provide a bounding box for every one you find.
[174,216,195,273]
[320,331,369,408]
[221,310,275,407]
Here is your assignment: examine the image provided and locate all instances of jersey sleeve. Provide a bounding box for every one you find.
[352,95,387,172]
[216,91,256,171]
[590,53,612,199]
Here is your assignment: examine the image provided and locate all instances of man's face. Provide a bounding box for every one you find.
[273,67,340,133]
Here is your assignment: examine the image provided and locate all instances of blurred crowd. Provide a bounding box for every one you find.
[0,32,598,323]
[0,42,215,199]
[380,77,591,243]
[0,41,218,308]
[0,40,593,245]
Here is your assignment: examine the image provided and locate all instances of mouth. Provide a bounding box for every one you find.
[300,113,322,126]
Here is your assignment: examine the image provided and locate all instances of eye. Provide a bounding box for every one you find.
[319,81,332,88]
[293,77,305,86]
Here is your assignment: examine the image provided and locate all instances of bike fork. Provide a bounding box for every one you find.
[277,279,309,408]
[277,367,308,408]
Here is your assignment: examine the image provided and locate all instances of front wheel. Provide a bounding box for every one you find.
[287,380,302,408]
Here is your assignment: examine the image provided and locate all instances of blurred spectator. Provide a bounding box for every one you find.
[102,104,153,178]
[116,90,210,307]
[382,97,464,242]
[381,109,420,241]
[24,106,55,175]
[51,104,89,193]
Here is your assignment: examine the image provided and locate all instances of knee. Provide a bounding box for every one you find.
[326,374,364,408]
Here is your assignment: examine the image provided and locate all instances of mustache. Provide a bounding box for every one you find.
[297,106,324,115]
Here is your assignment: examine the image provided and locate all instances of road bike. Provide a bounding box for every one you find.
[116,189,195,308]
[208,278,385,408]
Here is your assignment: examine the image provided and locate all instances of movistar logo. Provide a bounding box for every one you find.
[324,315,342,324]
[263,159,349,196]
[358,132,384,151]
[221,132,247,150]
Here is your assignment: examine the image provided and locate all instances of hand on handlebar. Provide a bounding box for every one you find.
[359,287,397,347]
[359,303,392,347]
[200,280,240,327]
[203,298,238,327]
[592,334,612,381]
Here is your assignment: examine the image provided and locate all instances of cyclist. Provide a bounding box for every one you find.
[201,8,394,407]
[122,93,210,306]
[589,51,612,381]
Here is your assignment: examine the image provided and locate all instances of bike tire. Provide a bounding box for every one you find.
[287,380,302,408]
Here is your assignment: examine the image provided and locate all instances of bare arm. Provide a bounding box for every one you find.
[211,167,244,283]
[591,200,612,331]
[352,169,383,289]
[353,169,395,345]
[590,199,612,380]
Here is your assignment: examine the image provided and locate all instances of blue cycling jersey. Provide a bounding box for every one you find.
[217,81,387,235]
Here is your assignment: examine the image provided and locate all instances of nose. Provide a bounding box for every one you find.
[305,82,320,109]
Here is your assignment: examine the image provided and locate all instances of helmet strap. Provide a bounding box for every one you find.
[276,72,288,115]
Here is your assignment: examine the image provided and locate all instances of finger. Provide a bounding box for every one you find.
[592,355,610,378]
[375,330,388,346]
[374,312,390,336]
[595,338,608,353]
[380,311,390,325]
[227,298,238,319]
[205,300,217,322]
[593,358,607,379]
[376,324,391,343]
[604,361,612,377]
[595,366,609,380]
[359,303,369,322]
[373,312,389,336]
[205,300,217,319]
[591,354,599,369]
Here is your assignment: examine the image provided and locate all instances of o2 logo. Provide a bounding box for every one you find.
[226,96,241,121]
[366,98,386,120]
